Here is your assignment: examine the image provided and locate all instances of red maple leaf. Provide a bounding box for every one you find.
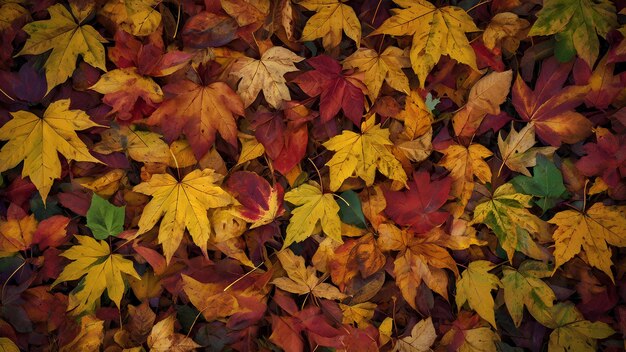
[384,171,452,233]
[293,55,366,125]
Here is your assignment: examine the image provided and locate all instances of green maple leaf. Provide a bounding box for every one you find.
[511,155,568,213]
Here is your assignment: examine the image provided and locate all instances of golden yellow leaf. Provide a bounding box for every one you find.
[395,90,433,140]
[0,99,102,202]
[231,46,303,108]
[236,133,265,166]
[544,302,615,352]
[299,0,360,50]
[439,143,492,217]
[283,182,342,247]
[323,116,407,191]
[99,0,161,36]
[441,325,499,352]
[549,203,626,282]
[147,315,201,352]
[455,260,501,328]
[371,0,479,86]
[16,4,107,91]
[273,249,347,300]
[340,302,376,328]
[181,275,241,321]
[502,261,556,327]
[52,235,140,314]
[343,46,411,99]
[133,169,233,263]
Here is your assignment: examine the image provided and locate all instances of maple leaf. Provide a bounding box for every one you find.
[108,30,192,77]
[512,57,592,146]
[471,183,551,261]
[455,260,501,328]
[147,77,244,159]
[100,0,162,36]
[511,155,568,213]
[339,302,376,328]
[147,315,201,352]
[528,0,616,66]
[0,214,36,255]
[52,235,140,314]
[323,116,407,191]
[293,55,365,125]
[392,317,436,352]
[439,143,492,217]
[16,4,107,92]
[543,302,615,352]
[225,171,285,228]
[89,67,164,121]
[452,70,512,138]
[283,182,341,248]
[378,223,485,307]
[222,0,270,27]
[576,127,626,188]
[548,202,626,282]
[133,169,233,263]
[497,123,557,177]
[0,99,102,202]
[273,249,346,300]
[299,0,361,50]
[384,171,450,234]
[231,46,303,108]
[395,90,433,139]
[92,124,170,164]
[502,261,556,327]
[371,0,479,86]
[440,312,500,352]
[573,54,622,109]
[342,46,410,99]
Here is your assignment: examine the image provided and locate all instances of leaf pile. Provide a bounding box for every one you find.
[0,0,625,351]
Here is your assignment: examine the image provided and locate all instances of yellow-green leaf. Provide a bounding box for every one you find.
[455,260,501,328]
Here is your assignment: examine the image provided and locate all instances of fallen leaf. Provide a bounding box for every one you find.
[52,235,140,313]
[283,182,341,248]
[133,169,233,263]
[343,46,411,99]
[0,99,102,202]
[299,0,360,50]
[231,46,303,108]
[498,123,557,177]
[323,116,407,191]
[16,4,107,91]
[456,260,501,328]
[147,315,201,352]
[371,0,479,86]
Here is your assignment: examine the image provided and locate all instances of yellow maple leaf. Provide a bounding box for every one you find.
[0,99,102,203]
[0,214,37,256]
[16,4,107,92]
[133,169,233,263]
[99,0,161,36]
[283,182,342,248]
[52,235,140,314]
[273,249,346,300]
[147,315,201,352]
[549,203,626,282]
[323,116,407,192]
[343,46,411,99]
[299,0,361,50]
[340,302,376,328]
[544,302,615,352]
[439,143,492,218]
[371,0,479,87]
[502,261,556,327]
[455,260,502,328]
[231,46,303,108]
[393,317,437,352]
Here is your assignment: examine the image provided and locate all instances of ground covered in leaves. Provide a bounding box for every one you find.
[0,0,626,351]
